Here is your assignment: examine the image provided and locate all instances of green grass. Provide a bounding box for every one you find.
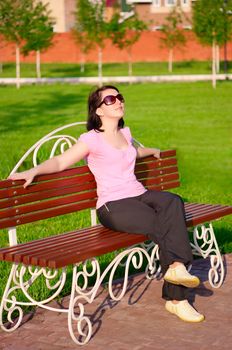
[1,60,232,78]
[0,81,231,320]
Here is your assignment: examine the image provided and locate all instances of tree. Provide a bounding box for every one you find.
[0,0,55,87]
[74,0,108,85]
[108,8,147,79]
[193,0,232,88]
[21,1,55,79]
[72,2,93,74]
[0,0,29,88]
[160,1,187,73]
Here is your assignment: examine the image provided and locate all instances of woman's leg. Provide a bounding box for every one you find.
[97,192,204,322]
[97,192,192,301]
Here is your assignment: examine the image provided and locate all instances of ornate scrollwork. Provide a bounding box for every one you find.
[67,246,156,345]
[9,121,87,175]
[190,223,224,288]
[0,264,67,332]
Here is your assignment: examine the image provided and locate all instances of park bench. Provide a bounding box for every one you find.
[0,122,231,345]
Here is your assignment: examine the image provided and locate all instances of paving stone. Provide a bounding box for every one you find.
[0,254,232,350]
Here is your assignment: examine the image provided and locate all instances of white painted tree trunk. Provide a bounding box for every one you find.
[36,50,41,79]
[216,45,220,73]
[98,47,102,87]
[16,44,20,89]
[128,48,133,84]
[212,40,217,89]
[80,54,85,73]
[168,49,173,73]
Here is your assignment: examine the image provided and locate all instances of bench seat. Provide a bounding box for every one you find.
[0,202,231,269]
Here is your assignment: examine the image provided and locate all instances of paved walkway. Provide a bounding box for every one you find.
[1,254,232,350]
[0,74,232,85]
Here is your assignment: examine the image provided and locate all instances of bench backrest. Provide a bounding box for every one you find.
[0,150,179,230]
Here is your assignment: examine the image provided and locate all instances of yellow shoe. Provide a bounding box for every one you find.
[164,264,200,288]
[165,300,205,323]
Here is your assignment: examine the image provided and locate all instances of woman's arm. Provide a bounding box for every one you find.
[133,143,161,159]
[8,141,89,188]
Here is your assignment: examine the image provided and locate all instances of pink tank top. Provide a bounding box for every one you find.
[78,127,146,209]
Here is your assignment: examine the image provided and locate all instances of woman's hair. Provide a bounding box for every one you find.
[87,85,125,132]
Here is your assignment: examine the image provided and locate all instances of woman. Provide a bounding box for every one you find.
[9,85,204,323]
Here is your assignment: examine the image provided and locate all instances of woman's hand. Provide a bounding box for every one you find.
[135,146,161,159]
[8,168,37,189]
[153,148,161,159]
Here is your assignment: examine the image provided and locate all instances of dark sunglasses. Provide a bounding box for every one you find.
[98,93,125,107]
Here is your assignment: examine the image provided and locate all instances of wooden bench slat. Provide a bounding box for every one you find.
[47,233,147,269]
[30,231,132,267]
[136,166,178,180]
[0,174,95,200]
[135,158,177,172]
[185,206,224,219]
[0,166,91,189]
[186,206,232,227]
[147,181,181,191]
[13,229,120,266]
[185,203,221,213]
[0,225,103,258]
[136,150,176,164]
[140,173,179,187]
[0,190,97,220]
[0,199,97,229]
[0,182,97,210]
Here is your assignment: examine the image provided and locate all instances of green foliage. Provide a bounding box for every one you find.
[0,0,31,45]
[193,0,232,46]
[160,1,187,50]
[108,9,147,51]
[74,0,108,50]
[21,1,55,55]
[0,0,54,54]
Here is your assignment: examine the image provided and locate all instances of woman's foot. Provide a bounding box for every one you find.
[165,300,204,323]
[164,264,200,288]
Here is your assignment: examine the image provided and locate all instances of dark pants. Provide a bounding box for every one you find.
[97,190,193,301]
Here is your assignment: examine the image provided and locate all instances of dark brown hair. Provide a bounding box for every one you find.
[87,85,125,132]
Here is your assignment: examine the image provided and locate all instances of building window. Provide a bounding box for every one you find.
[182,0,188,5]
[153,0,161,6]
[165,0,176,6]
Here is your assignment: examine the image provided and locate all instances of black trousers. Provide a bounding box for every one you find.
[97,190,193,301]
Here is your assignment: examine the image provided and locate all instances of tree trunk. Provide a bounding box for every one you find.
[212,39,217,89]
[98,46,102,87]
[36,50,41,79]
[128,47,133,84]
[216,45,220,73]
[80,53,85,73]
[16,44,20,89]
[168,49,173,73]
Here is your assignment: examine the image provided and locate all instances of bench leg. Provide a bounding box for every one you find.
[190,222,225,288]
[0,263,67,332]
[67,246,156,345]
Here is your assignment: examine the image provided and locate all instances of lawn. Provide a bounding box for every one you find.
[1,60,232,78]
[0,81,231,317]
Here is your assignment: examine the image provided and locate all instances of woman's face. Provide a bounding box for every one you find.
[96,88,125,120]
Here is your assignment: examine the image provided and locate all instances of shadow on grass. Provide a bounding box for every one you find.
[0,88,88,134]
